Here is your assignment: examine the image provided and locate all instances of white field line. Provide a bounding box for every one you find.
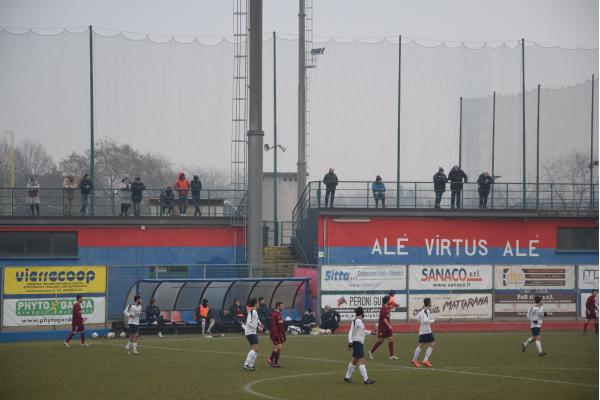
[93,341,599,392]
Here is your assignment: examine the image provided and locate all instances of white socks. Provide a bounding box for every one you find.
[207,320,215,333]
[244,350,257,367]
[201,319,206,334]
[424,347,433,361]
[523,337,533,347]
[132,342,138,351]
[535,340,543,353]
[413,347,421,361]
[358,365,369,381]
[345,363,355,379]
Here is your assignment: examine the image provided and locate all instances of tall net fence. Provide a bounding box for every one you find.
[462,78,599,208]
[0,29,597,188]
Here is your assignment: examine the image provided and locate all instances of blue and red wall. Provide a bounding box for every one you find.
[0,225,245,319]
[318,216,597,265]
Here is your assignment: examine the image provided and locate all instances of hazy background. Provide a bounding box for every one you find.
[0,0,597,184]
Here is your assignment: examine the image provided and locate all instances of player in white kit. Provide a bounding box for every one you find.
[411,297,436,367]
[522,295,547,356]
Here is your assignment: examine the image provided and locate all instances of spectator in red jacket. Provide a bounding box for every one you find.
[268,302,286,367]
[174,172,190,215]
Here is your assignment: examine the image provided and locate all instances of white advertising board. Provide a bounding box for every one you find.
[408,293,492,320]
[578,265,599,290]
[409,265,492,290]
[494,265,575,290]
[2,297,105,327]
[321,293,407,321]
[320,265,406,291]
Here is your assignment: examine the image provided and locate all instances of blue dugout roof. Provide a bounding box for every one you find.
[124,277,311,313]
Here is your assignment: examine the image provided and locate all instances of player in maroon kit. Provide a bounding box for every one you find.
[267,301,286,367]
[583,290,598,335]
[369,295,398,360]
[64,295,89,348]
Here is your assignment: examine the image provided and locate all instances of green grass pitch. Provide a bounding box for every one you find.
[0,331,597,400]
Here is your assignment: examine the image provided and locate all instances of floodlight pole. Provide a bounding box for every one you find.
[459,97,462,167]
[246,0,264,264]
[590,74,596,209]
[297,0,307,200]
[521,38,527,209]
[396,35,402,207]
[89,25,96,215]
[491,92,496,208]
[536,84,540,209]
[273,31,279,246]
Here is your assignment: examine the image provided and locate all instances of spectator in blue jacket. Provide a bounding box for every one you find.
[371,175,386,208]
[433,167,448,208]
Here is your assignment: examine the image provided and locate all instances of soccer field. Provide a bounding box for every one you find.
[0,332,597,400]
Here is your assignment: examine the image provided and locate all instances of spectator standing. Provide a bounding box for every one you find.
[160,186,175,216]
[320,305,341,333]
[174,172,190,216]
[130,177,145,216]
[448,165,467,209]
[191,175,202,216]
[79,174,94,215]
[63,174,77,215]
[145,298,164,338]
[433,167,448,208]
[26,177,40,216]
[323,168,339,208]
[477,171,494,209]
[118,176,131,216]
[371,175,386,208]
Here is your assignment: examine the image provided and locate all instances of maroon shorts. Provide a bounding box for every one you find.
[377,327,393,339]
[72,321,85,332]
[270,336,283,345]
[586,311,597,320]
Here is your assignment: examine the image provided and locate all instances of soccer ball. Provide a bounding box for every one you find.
[91,332,99,338]
[106,332,116,338]
[119,331,127,338]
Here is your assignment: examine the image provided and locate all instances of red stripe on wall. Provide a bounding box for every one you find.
[0,226,245,247]
[318,217,597,248]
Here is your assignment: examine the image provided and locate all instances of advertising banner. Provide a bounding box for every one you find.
[408,293,492,320]
[3,266,106,295]
[580,293,598,318]
[2,297,106,327]
[494,265,575,290]
[578,265,599,290]
[494,292,576,317]
[320,265,406,291]
[409,265,492,290]
[321,293,407,321]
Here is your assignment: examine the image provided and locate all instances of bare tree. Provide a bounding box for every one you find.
[541,151,596,209]
[59,138,175,189]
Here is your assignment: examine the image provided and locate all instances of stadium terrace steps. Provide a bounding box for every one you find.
[262,246,298,276]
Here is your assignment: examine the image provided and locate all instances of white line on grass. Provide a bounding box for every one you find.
[243,372,336,400]
[94,341,599,392]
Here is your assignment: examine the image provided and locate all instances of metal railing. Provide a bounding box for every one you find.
[0,187,246,217]
[262,220,294,246]
[292,180,598,240]
[295,180,598,211]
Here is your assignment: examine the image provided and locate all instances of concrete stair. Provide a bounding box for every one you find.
[261,245,298,276]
